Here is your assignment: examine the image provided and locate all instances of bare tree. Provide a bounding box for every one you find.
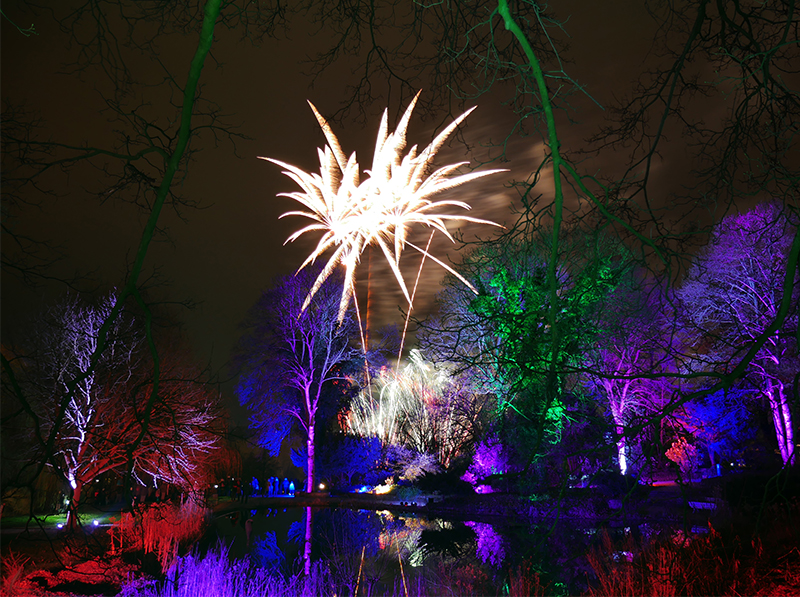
[1,0,283,524]
[679,201,799,466]
[3,292,224,527]
[582,279,678,476]
[236,267,362,495]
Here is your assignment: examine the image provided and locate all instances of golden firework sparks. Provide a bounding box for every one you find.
[261,91,506,322]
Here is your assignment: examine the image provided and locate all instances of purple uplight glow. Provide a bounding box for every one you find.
[462,435,506,491]
[465,521,505,567]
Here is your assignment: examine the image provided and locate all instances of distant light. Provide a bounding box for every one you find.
[57,523,64,529]
[318,483,326,491]
[93,519,99,527]
[373,483,393,495]
[214,484,218,489]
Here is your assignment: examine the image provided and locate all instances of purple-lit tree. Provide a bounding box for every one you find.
[236,267,362,495]
[583,280,676,476]
[679,201,799,466]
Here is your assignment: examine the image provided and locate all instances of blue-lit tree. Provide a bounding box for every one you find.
[236,267,362,494]
[673,389,756,469]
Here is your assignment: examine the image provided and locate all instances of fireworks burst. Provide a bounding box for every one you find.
[261,91,506,322]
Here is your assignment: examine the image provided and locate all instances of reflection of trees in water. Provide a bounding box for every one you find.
[251,531,283,572]
[281,507,707,594]
[309,510,500,594]
[419,520,476,559]
[465,521,506,567]
[312,508,385,595]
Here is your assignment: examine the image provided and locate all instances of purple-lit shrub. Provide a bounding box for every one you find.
[461,435,507,492]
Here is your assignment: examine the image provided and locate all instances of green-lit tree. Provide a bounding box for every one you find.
[418,221,629,479]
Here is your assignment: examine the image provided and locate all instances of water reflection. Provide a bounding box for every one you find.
[465,521,505,567]
[213,506,683,594]
[251,530,283,571]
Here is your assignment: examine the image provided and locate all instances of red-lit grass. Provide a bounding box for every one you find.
[587,501,800,596]
[1,551,29,595]
[508,561,550,597]
[110,499,210,570]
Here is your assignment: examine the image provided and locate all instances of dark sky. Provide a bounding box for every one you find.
[1,1,666,409]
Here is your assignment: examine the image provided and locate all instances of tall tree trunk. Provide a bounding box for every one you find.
[778,383,795,466]
[67,481,83,530]
[615,422,628,475]
[768,379,795,466]
[306,423,315,493]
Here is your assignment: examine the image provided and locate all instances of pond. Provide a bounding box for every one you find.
[209,497,707,596]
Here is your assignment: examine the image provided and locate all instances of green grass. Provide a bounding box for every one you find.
[1,507,114,529]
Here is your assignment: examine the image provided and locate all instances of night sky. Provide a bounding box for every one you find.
[2,1,683,412]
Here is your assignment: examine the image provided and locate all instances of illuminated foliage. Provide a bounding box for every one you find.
[419,224,629,476]
[673,389,756,468]
[461,434,508,492]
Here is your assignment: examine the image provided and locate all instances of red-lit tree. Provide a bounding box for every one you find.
[5,293,224,526]
[679,201,799,466]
